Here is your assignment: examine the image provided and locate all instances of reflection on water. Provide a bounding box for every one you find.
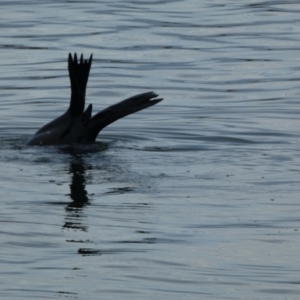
[63,155,90,231]
[67,157,89,210]
[59,144,108,231]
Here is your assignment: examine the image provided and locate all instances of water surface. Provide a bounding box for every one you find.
[1,0,300,299]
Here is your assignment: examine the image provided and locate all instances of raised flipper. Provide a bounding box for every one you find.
[68,53,93,117]
[85,91,163,142]
[26,53,93,146]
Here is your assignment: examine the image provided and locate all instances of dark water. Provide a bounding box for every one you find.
[1,1,300,299]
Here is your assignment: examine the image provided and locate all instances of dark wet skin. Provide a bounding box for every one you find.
[26,53,163,146]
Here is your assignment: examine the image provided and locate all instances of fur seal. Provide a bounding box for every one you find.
[26,53,162,145]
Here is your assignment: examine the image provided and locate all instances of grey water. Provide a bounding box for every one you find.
[1,0,300,299]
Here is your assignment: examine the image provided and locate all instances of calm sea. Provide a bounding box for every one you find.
[0,1,300,299]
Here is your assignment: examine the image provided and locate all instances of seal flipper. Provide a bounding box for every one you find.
[86,91,163,142]
[68,53,93,117]
[26,53,93,146]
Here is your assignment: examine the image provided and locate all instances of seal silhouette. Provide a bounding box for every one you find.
[26,53,163,145]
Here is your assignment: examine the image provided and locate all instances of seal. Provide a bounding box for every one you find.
[26,53,163,145]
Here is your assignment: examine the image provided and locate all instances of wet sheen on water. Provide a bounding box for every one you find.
[1,1,300,299]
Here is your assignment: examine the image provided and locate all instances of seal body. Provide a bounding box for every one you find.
[26,53,162,146]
